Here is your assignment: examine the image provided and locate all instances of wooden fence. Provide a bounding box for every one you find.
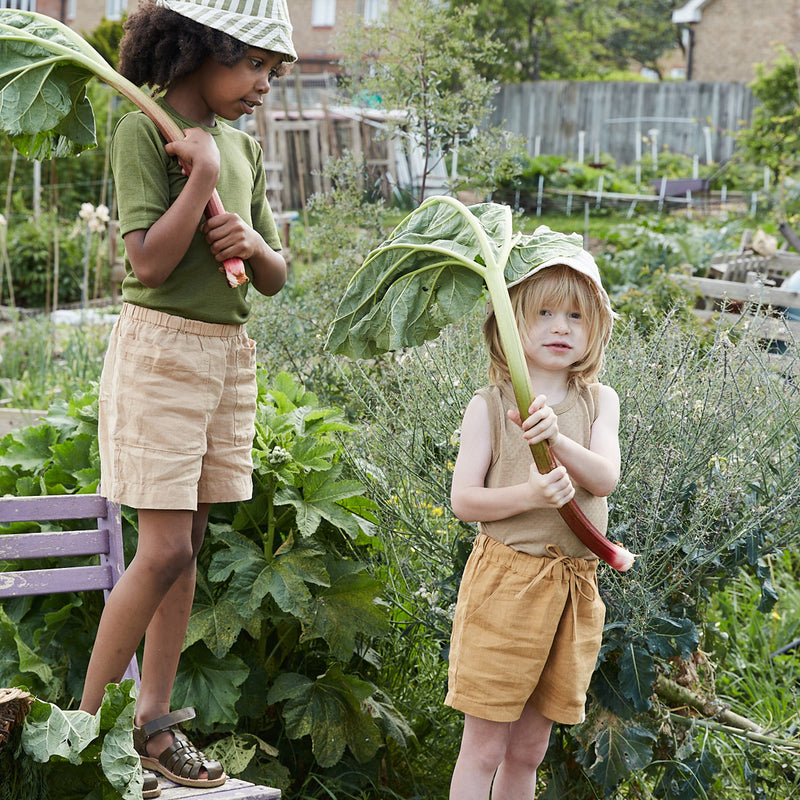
[491,81,758,166]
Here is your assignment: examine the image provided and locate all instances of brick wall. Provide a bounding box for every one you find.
[691,0,800,82]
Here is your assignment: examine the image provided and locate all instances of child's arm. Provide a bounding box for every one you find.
[123,128,221,288]
[450,395,575,523]
[200,214,287,296]
[513,385,621,497]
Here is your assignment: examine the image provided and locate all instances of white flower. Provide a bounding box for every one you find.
[0,214,6,227]
[79,202,95,221]
[95,204,110,223]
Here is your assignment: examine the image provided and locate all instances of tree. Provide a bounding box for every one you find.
[469,0,680,81]
[603,0,682,78]
[738,48,800,182]
[337,0,509,203]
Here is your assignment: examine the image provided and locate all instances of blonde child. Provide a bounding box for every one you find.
[77,1,296,795]
[447,250,620,799]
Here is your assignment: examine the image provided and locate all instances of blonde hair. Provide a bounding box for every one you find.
[483,264,613,387]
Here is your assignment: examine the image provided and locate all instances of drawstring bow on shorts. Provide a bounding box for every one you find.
[514,544,596,640]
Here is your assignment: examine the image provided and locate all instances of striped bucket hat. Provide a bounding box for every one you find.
[157,0,297,61]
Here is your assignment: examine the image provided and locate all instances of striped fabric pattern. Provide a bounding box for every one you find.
[157,0,297,61]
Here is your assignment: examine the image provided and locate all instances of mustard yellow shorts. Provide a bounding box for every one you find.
[445,533,605,725]
[98,303,257,510]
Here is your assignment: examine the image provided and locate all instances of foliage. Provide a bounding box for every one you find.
[80,16,125,70]
[470,0,680,82]
[603,0,682,78]
[18,681,142,800]
[0,211,94,309]
[0,371,415,797]
[739,48,800,183]
[336,0,504,203]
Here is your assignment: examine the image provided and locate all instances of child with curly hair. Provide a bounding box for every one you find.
[78,1,296,794]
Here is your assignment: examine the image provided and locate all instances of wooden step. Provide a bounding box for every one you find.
[155,775,281,799]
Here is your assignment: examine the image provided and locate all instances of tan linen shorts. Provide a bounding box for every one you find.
[98,303,257,510]
[445,533,605,725]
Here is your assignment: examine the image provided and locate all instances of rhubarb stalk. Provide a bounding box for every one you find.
[0,11,248,287]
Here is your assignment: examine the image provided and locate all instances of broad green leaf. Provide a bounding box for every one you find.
[208,527,329,615]
[267,665,381,767]
[0,607,52,687]
[96,682,141,800]
[203,733,278,775]
[363,688,416,750]
[617,643,656,713]
[584,719,655,787]
[172,646,248,727]
[0,424,59,471]
[644,616,699,660]
[0,11,97,157]
[275,464,372,539]
[185,573,254,658]
[325,199,585,360]
[22,699,100,765]
[655,750,721,800]
[300,560,388,662]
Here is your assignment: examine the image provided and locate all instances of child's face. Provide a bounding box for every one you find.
[198,48,284,121]
[522,299,589,374]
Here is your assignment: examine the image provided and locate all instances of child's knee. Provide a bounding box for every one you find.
[463,736,508,775]
[505,736,549,771]
[136,538,196,582]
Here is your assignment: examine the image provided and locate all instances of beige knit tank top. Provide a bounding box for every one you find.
[476,381,608,559]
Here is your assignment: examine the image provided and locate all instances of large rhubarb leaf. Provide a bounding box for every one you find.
[0,11,99,157]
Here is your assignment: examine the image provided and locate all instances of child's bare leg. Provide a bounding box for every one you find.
[449,714,510,800]
[135,505,210,759]
[79,507,199,714]
[490,700,552,799]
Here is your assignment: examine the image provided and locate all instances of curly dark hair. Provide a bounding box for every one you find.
[119,0,249,90]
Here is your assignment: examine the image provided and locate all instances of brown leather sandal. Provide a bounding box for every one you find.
[142,769,161,798]
[133,707,226,789]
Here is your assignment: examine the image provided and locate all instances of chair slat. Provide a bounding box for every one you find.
[0,495,109,524]
[0,565,113,597]
[0,529,108,560]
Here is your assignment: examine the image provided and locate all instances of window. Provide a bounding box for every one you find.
[311,0,335,27]
[0,0,37,10]
[106,0,125,21]
[363,0,388,24]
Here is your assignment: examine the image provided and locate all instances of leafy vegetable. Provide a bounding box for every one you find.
[21,680,142,800]
[326,196,635,571]
[0,10,247,286]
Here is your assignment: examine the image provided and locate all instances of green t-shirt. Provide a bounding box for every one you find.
[110,98,282,324]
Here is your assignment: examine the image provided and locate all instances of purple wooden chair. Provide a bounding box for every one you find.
[0,493,140,685]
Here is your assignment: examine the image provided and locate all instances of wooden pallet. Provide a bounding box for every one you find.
[154,775,281,799]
